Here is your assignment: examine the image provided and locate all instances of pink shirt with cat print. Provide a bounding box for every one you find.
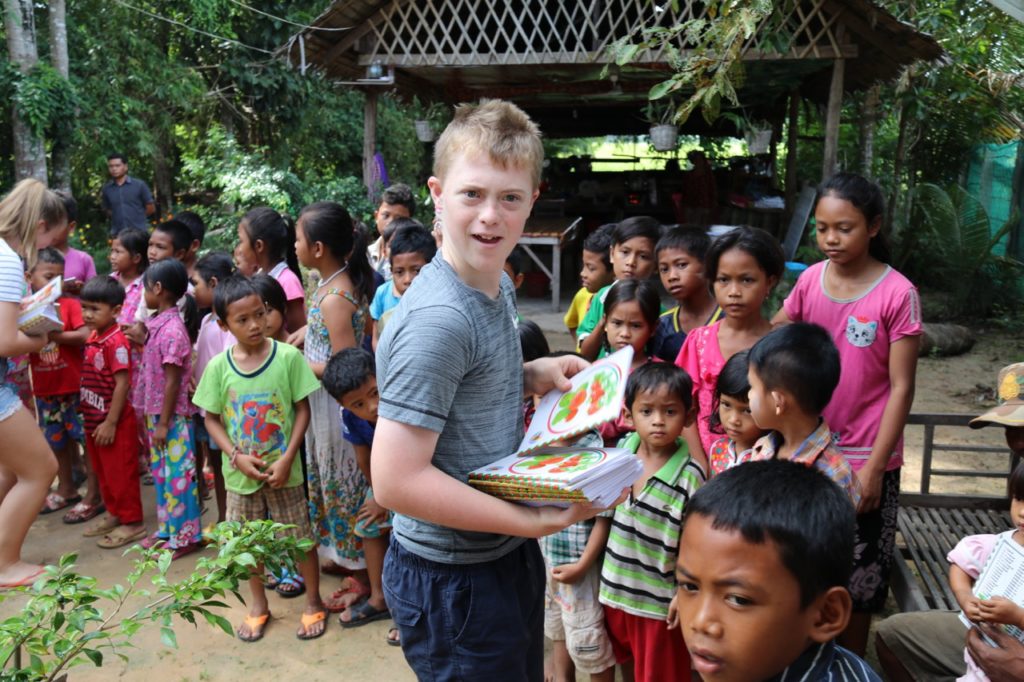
[783,260,922,472]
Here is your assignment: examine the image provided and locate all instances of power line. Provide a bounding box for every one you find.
[112,0,276,54]
[227,0,351,32]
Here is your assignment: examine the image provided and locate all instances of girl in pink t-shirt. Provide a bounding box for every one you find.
[773,172,922,652]
[675,226,784,471]
[234,207,306,332]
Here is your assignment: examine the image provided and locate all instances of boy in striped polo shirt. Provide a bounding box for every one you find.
[599,363,705,681]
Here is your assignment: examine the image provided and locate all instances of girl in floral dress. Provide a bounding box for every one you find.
[293,202,375,611]
[136,259,202,558]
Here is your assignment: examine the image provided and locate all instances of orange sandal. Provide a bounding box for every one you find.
[236,612,270,642]
[297,609,327,640]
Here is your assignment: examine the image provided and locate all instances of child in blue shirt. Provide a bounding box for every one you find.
[369,224,436,351]
[323,347,391,632]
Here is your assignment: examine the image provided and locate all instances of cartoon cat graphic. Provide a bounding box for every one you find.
[845,316,877,348]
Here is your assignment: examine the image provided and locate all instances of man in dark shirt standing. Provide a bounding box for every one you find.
[101,153,155,235]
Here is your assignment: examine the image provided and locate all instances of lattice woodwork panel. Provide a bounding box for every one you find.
[363,0,851,67]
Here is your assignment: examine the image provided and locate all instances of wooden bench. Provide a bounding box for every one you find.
[892,413,1018,612]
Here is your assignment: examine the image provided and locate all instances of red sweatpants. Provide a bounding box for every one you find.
[85,409,143,525]
[603,604,691,682]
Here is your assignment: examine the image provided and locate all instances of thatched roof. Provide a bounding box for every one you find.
[286,0,942,137]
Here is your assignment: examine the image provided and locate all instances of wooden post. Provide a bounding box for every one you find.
[821,57,845,181]
[785,89,800,216]
[363,89,379,200]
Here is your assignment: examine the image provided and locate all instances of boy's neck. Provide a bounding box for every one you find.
[637,437,679,462]
[92,322,117,336]
[676,286,714,316]
[774,412,823,460]
[233,337,271,363]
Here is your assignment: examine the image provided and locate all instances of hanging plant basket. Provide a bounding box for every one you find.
[745,127,772,155]
[415,120,436,142]
[649,124,678,152]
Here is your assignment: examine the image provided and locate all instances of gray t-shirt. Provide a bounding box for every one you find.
[376,256,525,564]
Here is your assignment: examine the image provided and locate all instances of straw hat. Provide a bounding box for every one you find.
[970,362,1024,429]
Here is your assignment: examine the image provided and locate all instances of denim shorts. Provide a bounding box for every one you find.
[383,536,546,681]
[0,383,20,423]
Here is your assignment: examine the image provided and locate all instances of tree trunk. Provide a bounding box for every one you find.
[48,0,72,193]
[153,132,174,218]
[821,57,845,181]
[859,84,880,176]
[887,97,910,232]
[4,0,48,182]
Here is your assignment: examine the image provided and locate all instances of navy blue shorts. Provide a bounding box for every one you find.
[384,536,545,681]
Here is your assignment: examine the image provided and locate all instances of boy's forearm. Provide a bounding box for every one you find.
[104,371,130,425]
[354,444,372,486]
[51,327,89,347]
[204,412,235,455]
[279,398,310,465]
[575,515,611,572]
[577,328,603,361]
[372,418,595,538]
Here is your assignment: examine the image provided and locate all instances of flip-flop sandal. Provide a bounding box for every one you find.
[324,579,370,613]
[97,526,147,549]
[263,570,281,590]
[82,516,121,538]
[0,567,46,590]
[170,543,202,561]
[297,610,327,640]
[40,492,81,514]
[386,625,401,647]
[339,598,391,628]
[62,501,105,524]
[236,612,270,642]
[139,533,165,550]
[275,572,306,599]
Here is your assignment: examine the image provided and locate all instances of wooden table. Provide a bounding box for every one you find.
[518,216,582,312]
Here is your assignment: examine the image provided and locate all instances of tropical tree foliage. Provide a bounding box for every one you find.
[0,0,426,238]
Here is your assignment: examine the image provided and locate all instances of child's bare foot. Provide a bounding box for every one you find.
[236,608,271,642]
[0,561,46,588]
[386,624,401,647]
[324,576,369,612]
[296,603,327,640]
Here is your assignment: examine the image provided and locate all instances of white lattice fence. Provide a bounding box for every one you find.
[358,0,854,67]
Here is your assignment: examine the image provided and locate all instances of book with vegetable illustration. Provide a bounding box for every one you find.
[468,347,641,507]
[469,446,642,508]
[519,345,633,451]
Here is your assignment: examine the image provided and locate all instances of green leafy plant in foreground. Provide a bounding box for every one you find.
[0,521,312,682]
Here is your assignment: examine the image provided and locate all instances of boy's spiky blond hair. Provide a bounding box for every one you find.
[433,99,544,189]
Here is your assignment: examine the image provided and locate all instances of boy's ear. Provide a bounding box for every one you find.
[808,586,852,643]
[620,405,634,429]
[131,252,142,266]
[189,238,201,255]
[112,303,123,318]
[68,220,78,232]
[683,402,698,428]
[173,249,188,261]
[513,272,525,289]
[427,176,443,205]
[216,315,230,332]
[770,389,786,416]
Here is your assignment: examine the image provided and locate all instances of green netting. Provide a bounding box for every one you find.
[964,142,1020,256]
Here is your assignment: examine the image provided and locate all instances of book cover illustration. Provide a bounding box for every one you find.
[519,345,632,452]
[19,276,63,336]
[470,446,641,507]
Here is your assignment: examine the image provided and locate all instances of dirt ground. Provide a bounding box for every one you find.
[3,297,1020,681]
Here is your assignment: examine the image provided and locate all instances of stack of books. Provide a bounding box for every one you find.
[469,346,641,507]
[19,277,63,336]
